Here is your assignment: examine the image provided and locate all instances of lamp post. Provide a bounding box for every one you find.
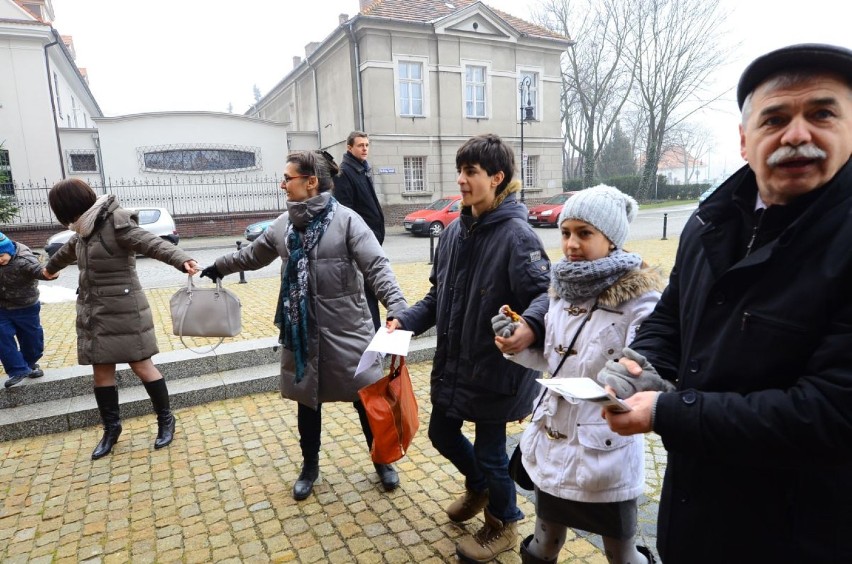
[518,76,534,203]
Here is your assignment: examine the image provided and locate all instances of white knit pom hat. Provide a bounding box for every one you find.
[557,184,638,248]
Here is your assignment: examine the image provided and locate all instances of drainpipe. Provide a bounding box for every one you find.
[43,38,65,178]
[304,54,322,148]
[92,133,106,188]
[346,20,365,131]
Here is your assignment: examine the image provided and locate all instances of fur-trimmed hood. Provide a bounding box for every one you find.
[550,264,665,308]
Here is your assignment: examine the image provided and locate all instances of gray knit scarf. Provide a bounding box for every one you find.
[550,250,642,302]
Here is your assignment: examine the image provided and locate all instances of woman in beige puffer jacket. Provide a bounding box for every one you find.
[45,179,199,461]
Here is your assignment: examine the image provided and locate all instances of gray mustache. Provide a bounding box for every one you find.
[767,144,826,167]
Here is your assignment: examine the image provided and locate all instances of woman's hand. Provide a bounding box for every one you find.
[494,316,534,355]
[42,268,59,280]
[183,260,200,276]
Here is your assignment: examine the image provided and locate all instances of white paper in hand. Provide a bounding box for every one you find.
[354,327,414,376]
[536,377,632,413]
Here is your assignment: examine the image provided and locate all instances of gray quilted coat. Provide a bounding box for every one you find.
[45,196,193,365]
[214,193,408,410]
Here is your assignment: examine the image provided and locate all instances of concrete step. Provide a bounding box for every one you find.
[0,334,437,442]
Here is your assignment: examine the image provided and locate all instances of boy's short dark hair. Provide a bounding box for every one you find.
[49,178,98,226]
[455,134,514,193]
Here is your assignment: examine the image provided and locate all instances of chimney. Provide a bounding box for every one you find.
[359,0,373,13]
[293,56,302,68]
[339,13,349,25]
[305,42,320,57]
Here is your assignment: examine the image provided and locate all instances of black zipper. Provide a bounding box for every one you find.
[98,233,115,256]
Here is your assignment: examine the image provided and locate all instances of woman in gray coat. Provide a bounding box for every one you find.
[201,150,408,501]
[45,179,199,460]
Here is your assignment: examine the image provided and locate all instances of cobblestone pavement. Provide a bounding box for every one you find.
[0,238,677,562]
[0,361,666,563]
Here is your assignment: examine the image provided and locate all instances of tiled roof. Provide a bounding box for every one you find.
[361,0,570,42]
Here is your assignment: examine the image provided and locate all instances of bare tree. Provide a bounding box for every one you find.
[533,0,636,188]
[628,0,728,200]
[665,122,712,184]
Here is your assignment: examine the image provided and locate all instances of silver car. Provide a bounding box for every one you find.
[44,207,179,257]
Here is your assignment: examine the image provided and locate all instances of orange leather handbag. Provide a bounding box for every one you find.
[358,355,419,464]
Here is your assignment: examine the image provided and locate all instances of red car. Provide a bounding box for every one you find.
[403,195,462,237]
[527,192,577,227]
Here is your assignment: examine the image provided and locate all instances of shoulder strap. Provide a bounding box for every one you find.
[529,302,598,416]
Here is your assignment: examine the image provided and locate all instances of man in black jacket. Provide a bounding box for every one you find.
[333,131,385,330]
[602,44,852,563]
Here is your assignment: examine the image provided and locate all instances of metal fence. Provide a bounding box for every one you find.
[0,175,284,225]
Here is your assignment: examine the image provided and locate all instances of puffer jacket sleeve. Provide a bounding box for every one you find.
[507,221,551,346]
[113,210,193,270]
[344,213,408,317]
[45,234,79,275]
[17,245,49,280]
[393,227,447,336]
[214,214,285,276]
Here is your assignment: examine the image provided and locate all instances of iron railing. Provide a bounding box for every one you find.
[0,175,284,225]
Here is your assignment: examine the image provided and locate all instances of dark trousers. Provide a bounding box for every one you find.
[297,400,374,461]
[428,406,524,524]
[0,303,43,377]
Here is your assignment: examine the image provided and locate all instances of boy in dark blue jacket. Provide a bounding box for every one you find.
[389,134,551,563]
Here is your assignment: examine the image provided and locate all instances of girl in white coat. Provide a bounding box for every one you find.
[495,185,667,564]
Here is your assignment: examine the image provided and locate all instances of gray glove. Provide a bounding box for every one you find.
[491,312,517,338]
[599,347,675,398]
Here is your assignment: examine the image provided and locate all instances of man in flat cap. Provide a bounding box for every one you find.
[600,44,852,562]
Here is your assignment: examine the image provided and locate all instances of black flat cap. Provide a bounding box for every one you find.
[737,43,852,109]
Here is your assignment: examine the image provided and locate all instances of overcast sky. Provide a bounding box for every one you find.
[51,0,850,180]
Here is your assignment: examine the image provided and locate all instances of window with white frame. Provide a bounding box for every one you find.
[465,65,487,118]
[398,61,424,116]
[519,70,540,120]
[523,155,538,189]
[403,157,426,192]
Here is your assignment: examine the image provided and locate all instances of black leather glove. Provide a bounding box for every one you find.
[599,347,675,398]
[200,264,224,282]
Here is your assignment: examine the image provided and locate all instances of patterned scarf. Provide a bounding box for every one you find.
[550,250,642,302]
[274,197,336,383]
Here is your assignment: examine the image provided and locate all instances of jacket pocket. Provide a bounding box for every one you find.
[575,422,637,492]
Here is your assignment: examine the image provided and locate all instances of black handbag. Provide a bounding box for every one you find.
[509,304,597,490]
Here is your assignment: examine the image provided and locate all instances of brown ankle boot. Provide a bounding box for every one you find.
[456,508,518,563]
[446,487,489,523]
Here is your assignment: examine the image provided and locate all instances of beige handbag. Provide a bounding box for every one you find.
[170,275,241,352]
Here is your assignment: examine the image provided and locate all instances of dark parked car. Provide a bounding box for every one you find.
[244,219,275,241]
[527,192,577,227]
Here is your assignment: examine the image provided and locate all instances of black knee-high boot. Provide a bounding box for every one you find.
[92,386,122,460]
[143,378,175,449]
[294,403,321,500]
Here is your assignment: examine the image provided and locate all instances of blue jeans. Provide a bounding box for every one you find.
[428,407,524,523]
[0,303,44,377]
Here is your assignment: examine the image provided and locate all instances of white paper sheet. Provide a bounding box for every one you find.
[354,327,414,376]
[536,377,632,413]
